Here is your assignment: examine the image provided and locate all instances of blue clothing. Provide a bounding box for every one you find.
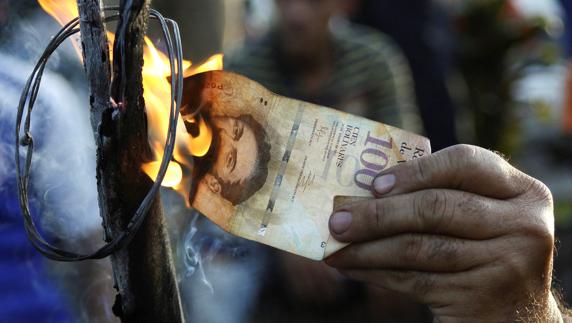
[0,179,71,323]
[0,55,72,323]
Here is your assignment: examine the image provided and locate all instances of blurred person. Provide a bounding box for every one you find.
[226,0,415,128]
[352,0,458,151]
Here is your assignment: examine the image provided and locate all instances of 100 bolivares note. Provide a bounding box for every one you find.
[181,71,431,260]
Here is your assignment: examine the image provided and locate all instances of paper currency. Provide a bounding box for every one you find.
[181,71,431,260]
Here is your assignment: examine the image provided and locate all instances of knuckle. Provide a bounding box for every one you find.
[427,237,459,263]
[413,158,429,183]
[499,254,528,283]
[516,179,555,251]
[526,178,554,208]
[520,221,555,255]
[416,190,450,231]
[373,199,387,233]
[457,192,487,216]
[403,235,425,263]
[447,144,478,168]
[391,270,416,284]
[388,271,436,298]
[509,212,555,274]
[413,273,436,296]
[412,145,479,185]
[497,236,553,297]
[452,145,503,181]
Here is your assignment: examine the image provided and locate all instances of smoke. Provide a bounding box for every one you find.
[1,56,101,241]
[158,186,266,323]
[165,206,267,323]
[0,11,117,322]
[1,8,81,77]
[0,3,99,240]
[181,212,215,294]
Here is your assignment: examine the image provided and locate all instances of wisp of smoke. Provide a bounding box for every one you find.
[171,207,268,323]
[182,212,215,294]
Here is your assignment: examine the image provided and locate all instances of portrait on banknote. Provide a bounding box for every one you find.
[182,73,273,227]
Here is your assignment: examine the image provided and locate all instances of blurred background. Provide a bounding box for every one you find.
[1,0,571,322]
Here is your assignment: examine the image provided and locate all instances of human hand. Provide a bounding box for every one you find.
[326,145,563,322]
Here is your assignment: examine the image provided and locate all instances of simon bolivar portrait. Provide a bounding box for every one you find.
[182,73,272,207]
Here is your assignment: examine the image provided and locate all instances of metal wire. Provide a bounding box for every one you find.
[15,8,184,261]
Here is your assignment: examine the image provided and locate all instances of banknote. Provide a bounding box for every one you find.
[180,71,431,260]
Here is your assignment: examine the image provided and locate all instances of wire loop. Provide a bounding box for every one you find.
[15,7,184,261]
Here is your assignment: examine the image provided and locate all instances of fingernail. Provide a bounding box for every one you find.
[330,211,352,234]
[373,174,396,195]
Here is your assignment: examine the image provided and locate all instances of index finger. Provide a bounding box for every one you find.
[330,189,512,243]
[373,145,533,200]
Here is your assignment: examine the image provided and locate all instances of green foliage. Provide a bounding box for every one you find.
[556,201,572,229]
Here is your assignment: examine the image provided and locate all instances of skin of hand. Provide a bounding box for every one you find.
[326,145,563,323]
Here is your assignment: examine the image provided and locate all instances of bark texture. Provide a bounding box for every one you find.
[76,1,184,322]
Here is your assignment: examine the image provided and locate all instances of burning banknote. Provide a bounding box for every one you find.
[168,70,430,260]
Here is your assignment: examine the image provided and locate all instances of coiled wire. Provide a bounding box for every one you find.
[14,7,184,261]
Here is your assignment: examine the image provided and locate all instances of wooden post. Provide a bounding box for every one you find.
[75,0,184,321]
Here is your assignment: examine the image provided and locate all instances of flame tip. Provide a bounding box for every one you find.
[39,0,223,199]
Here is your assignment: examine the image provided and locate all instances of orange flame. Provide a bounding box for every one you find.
[38,0,223,196]
[38,0,78,28]
[38,0,82,58]
[141,160,183,188]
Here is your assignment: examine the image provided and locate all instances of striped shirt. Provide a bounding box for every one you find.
[225,23,416,129]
